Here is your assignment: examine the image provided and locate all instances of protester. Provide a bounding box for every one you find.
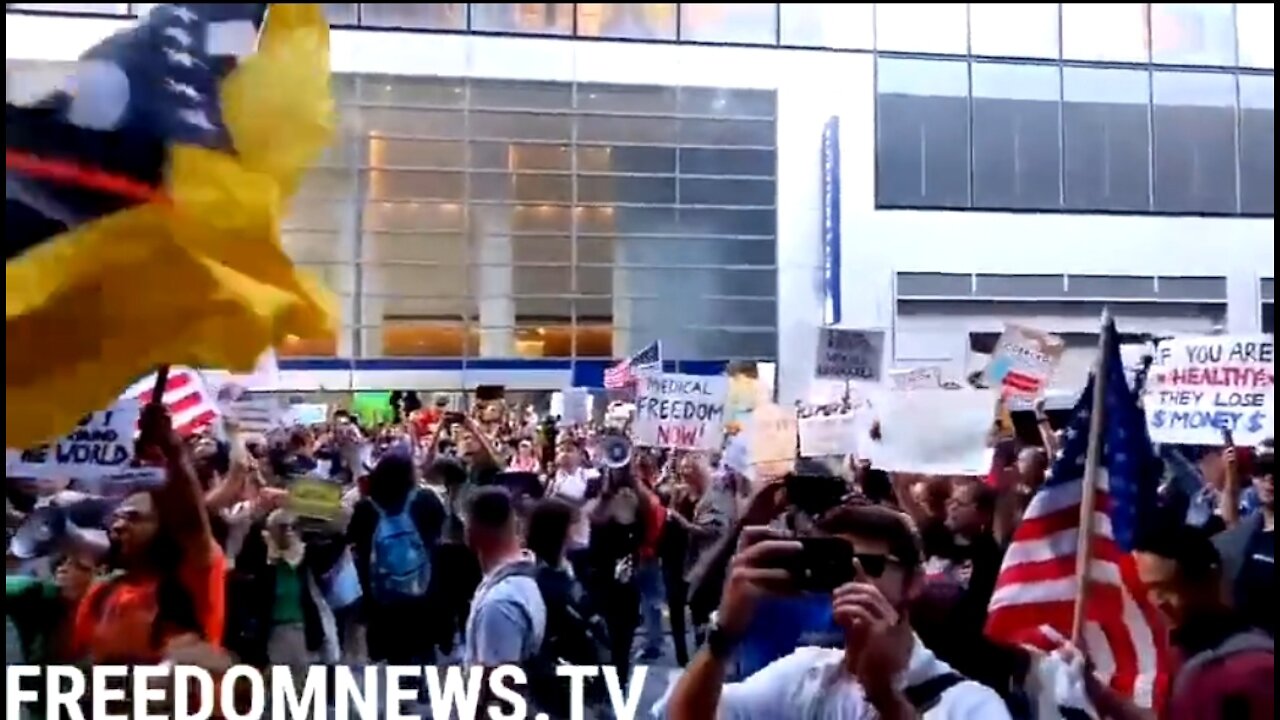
[1215,438,1275,637]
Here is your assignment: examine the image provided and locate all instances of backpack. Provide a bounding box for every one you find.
[369,490,431,603]
[509,563,611,715]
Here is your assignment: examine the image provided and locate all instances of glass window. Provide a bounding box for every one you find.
[1062,3,1150,63]
[470,3,573,35]
[876,58,971,209]
[1152,71,1237,214]
[322,3,358,24]
[971,63,1062,210]
[359,3,465,29]
[968,3,1060,59]
[876,3,969,54]
[1150,3,1236,66]
[779,3,873,50]
[575,3,677,40]
[1062,67,1152,212]
[9,3,127,13]
[1237,4,1275,69]
[1239,74,1275,215]
[679,3,777,45]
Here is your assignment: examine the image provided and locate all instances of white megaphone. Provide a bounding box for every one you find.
[600,433,633,469]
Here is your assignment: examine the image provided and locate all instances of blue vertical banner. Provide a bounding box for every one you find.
[821,116,842,326]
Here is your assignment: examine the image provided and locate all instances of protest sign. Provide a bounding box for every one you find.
[7,399,165,483]
[287,403,329,426]
[889,366,942,391]
[288,476,344,522]
[816,329,884,381]
[1143,335,1274,445]
[633,373,728,450]
[983,324,1063,398]
[750,403,797,479]
[866,389,993,475]
[797,402,866,458]
[559,388,590,427]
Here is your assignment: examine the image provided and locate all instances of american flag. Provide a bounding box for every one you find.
[985,318,1169,709]
[604,340,662,389]
[122,367,222,437]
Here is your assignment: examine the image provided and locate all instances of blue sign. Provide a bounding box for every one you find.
[821,116,842,326]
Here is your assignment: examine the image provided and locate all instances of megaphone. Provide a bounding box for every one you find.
[600,433,633,469]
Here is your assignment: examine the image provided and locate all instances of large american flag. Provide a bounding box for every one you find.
[122,367,221,437]
[604,340,662,389]
[985,318,1169,708]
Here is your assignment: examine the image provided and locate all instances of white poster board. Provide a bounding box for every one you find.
[750,403,797,479]
[559,388,591,427]
[983,324,1063,398]
[633,373,729,450]
[7,400,164,482]
[798,407,864,458]
[889,366,942,391]
[866,389,994,475]
[1143,335,1274,445]
[816,328,885,381]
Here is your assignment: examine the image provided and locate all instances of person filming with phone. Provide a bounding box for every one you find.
[662,500,1009,719]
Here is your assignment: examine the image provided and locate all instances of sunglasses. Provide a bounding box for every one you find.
[852,553,901,579]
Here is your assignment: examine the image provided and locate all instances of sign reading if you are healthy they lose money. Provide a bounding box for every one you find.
[1143,334,1275,445]
[816,328,885,381]
[633,373,729,450]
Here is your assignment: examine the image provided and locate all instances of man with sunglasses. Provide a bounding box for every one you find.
[662,501,1009,719]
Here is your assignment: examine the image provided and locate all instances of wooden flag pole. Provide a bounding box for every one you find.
[1070,313,1112,646]
[150,365,171,407]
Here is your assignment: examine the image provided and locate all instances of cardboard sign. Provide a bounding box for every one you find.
[7,400,163,483]
[1143,335,1274,445]
[983,324,1063,398]
[288,477,343,522]
[750,403,797,479]
[798,405,864,458]
[889,366,942,391]
[816,329,884,381]
[633,373,728,450]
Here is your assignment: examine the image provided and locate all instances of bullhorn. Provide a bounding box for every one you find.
[600,433,633,469]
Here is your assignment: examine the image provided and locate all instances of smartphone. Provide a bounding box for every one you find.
[788,537,855,592]
[785,473,848,517]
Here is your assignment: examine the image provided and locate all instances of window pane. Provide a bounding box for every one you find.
[1062,3,1150,62]
[322,4,358,24]
[971,63,1062,210]
[470,3,573,35]
[1062,67,1152,212]
[679,3,777,45]
[1152,71,1237,214]
[360,3,465,29]
[1237,4,1275,69]
[576,3,677,40]
[779,3,873,50]
[1239,75,1274,215]
[1150,3,1236,66]
[969,3,1060,59]
[10,3,127,13]
[876,3,968,54]
[876,58,971,209]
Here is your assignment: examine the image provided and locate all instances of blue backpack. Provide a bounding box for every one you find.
[370,490,431,602]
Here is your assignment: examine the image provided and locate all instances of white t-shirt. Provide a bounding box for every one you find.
[656,638,1010,719]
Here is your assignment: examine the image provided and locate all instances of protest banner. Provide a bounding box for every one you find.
[816,328,885,381]
[797,405,864,458]
[633,373,728,450]
[7,399,164,483]
[1143,334,1274,445]
[750,403,797,479]
[983,324,1064,398]
[865,389,993,475]
[889,366,942,391]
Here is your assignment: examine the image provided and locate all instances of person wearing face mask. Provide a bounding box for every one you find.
[662,502,1009,719]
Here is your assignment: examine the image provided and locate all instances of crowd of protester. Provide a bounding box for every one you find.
[5,388,1274,719]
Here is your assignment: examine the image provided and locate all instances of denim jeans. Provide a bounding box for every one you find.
[635,557,666,655]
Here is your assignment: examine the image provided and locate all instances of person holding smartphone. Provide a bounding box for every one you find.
[661,501,1010,720]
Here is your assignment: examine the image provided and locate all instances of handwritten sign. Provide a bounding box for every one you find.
[816,329,884,381]
[750,403,798,479]
[1143,335,1274,445]
[983,324,1063,398]
[633,373,728,450]
[7,400,163,483]
[889,366,942,391]
[798,405,864,458]
[288,477,344,522]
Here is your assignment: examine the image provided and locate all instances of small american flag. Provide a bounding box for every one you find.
[985,318,1169,709]
[122,367,221,437]
[604,340,662,389]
